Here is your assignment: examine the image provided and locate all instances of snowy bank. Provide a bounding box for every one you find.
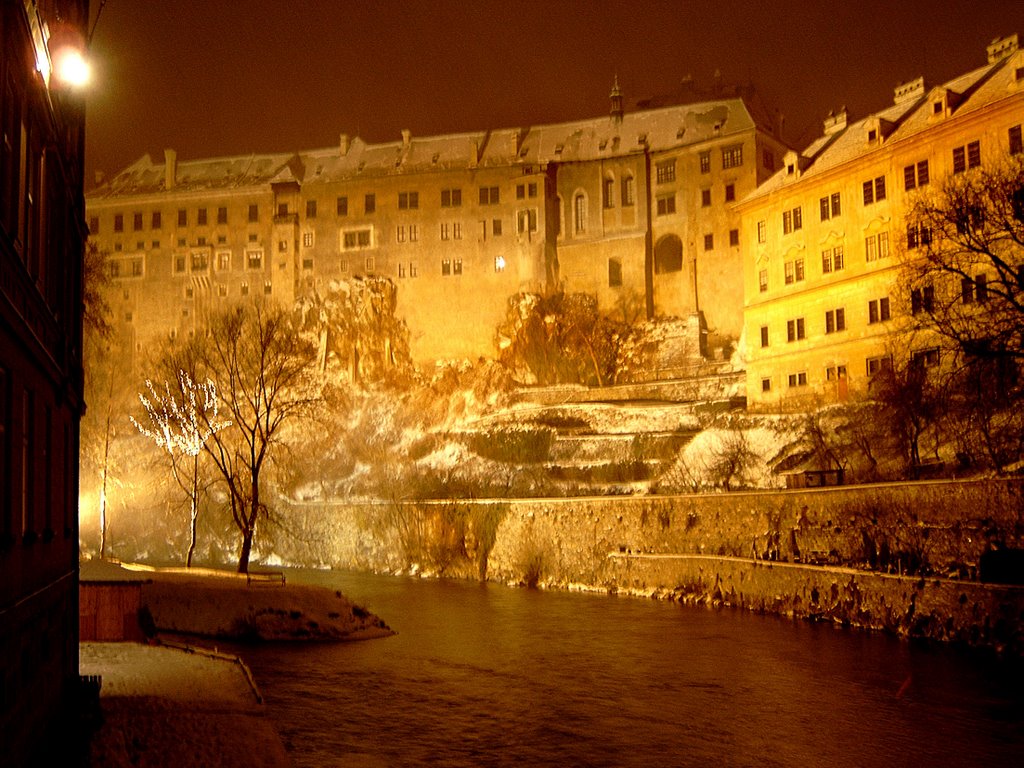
[81,559,393,642]
[80,642,293,768]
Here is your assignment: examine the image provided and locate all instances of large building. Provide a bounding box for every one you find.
[739,34,1024,410]
[1,0,89,764]
[85,83,787,368]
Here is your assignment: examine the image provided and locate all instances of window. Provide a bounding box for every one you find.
[365,256,375,272]
[952,141,981,174]
[264,280,272,295]
[517,209,538,234]
[1010,125,1023,155]
[819,192,841,221]
[89,216,99,234]
[786,318,805,342]
[398,263,407,278]
[826,365,848,383]
[442,259,451,276]
[453,259,463,275]
[174,254,186,273]
[904,160,930,190]
[907,223,932,249]
[825,308,846,334]
[336,196,348,216]
[762,150,776,172]
[656,161,676,183]
[114,213,124,232]
[217,251,231,270]
[197,208,208,226]
[132,212,143,231]
[729,229,739,247]
[821,246,844,273]
[603,177,615,209]
[962,274,989,303]
[365,193,376,214]
[608,258,622,287]
[784,258,804,285]
[865,231,890,262]
[725,184,735,202]
[868,297,891,324]
[492,219,502,236]
[277,203,289,217]
[656,195,676,216]
[306,200,317,218]
[758,268,768,293]
[862,176,886,205]
[398,191,419,210]
[701,188,711,207]
[217,206,228,225]
[867,356,892,377]
[440,223,450,241]
[703,233,714,251]
[699,151,711,174]
[722,144,743,169]
[760,325,769,348]
[761,378,772,392]
[911,285,934,315]
[479,186,499,205]
[787,372,808,387]
[574,194,587,233]
[912,348,940,368]
[278,239,288,253]
[409,224,419,242]
[343,229,372,249]
[397,226,406,243]
[248,204,259,223]
[782,206,802,234]
[191,251,209,270]
[757,220,767,243]
[453,222,462,240]
[621,176,635,205]
[441,188,462,207]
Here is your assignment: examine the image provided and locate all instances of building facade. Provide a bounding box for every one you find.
[85,86,787,368]
[1,0,89,764]
[740,34,1024,410]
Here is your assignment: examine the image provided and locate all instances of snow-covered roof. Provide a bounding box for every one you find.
[742,38,1022,203]
[90,98,764,198]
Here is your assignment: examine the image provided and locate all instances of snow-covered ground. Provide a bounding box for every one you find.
[80,642,293,768]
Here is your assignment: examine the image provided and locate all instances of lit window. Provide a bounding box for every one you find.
[574,194,587,234]
[656,195,676,216]
[757,220,766,243]
[656,161,676,183]
[621,176,635,205]
[699,151,711,174]
[721,144,743,169]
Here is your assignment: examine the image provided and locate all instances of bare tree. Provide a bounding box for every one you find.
[903,154,1024,361]
[169,300,319,573]
[130,372,230,566]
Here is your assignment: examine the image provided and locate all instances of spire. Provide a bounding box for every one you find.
[610,75,624,123]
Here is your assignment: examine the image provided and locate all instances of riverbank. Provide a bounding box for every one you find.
[80,641,293,768]
[80,559,394,641]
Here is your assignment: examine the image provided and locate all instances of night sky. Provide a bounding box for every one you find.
[83,0,1021,182]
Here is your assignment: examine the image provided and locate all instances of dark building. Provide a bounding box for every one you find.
[0,1,89,764]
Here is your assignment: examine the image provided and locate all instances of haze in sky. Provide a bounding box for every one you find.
[83,0,1020,181]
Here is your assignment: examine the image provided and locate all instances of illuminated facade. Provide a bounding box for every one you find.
[85,86,787,367]
[739,34,1024,410]
[1,1,89,764]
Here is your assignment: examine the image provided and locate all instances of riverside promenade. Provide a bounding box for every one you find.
[80,640,293,767]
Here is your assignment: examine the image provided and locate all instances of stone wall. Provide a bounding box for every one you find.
[270,478,1024,652]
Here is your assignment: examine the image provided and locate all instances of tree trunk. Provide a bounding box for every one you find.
[185,454,199,568]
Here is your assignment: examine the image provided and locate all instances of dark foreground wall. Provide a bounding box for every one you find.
[273,479,1024,653]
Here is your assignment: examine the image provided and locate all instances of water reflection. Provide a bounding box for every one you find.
[238,570,1023,768]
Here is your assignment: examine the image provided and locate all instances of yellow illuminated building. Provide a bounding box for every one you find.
[739,34,1024,410]
[86,84,787,368]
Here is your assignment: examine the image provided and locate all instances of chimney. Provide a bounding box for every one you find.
[340,133,350,156]
[401,129,411,147]
[164,149,176,190]
[823,107,847,135]
[94,170,104,186]
[987,34,1019,63]
[893,77,925,105]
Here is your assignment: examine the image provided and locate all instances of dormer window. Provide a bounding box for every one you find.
[867,128,877,142]
[933,101,943,114]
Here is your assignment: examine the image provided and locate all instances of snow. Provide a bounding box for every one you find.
[80,642,293,768]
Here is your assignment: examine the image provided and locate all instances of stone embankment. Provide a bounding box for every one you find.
[272,478,1024,654]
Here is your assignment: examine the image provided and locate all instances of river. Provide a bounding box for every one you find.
[236,569,1023,768]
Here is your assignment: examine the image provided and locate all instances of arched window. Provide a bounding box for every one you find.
[574,193,587,234]
[603,174,615,208]
[621,175,635,206]
[654,234,683,274]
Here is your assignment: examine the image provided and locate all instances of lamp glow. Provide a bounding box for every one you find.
[54,48,90,87]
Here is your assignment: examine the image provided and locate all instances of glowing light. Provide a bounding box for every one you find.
[54,48,91,87]
[495,256,506,271]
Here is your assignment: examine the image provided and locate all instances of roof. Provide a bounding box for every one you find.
[741,36,1023,204]
[88,97,771,199]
